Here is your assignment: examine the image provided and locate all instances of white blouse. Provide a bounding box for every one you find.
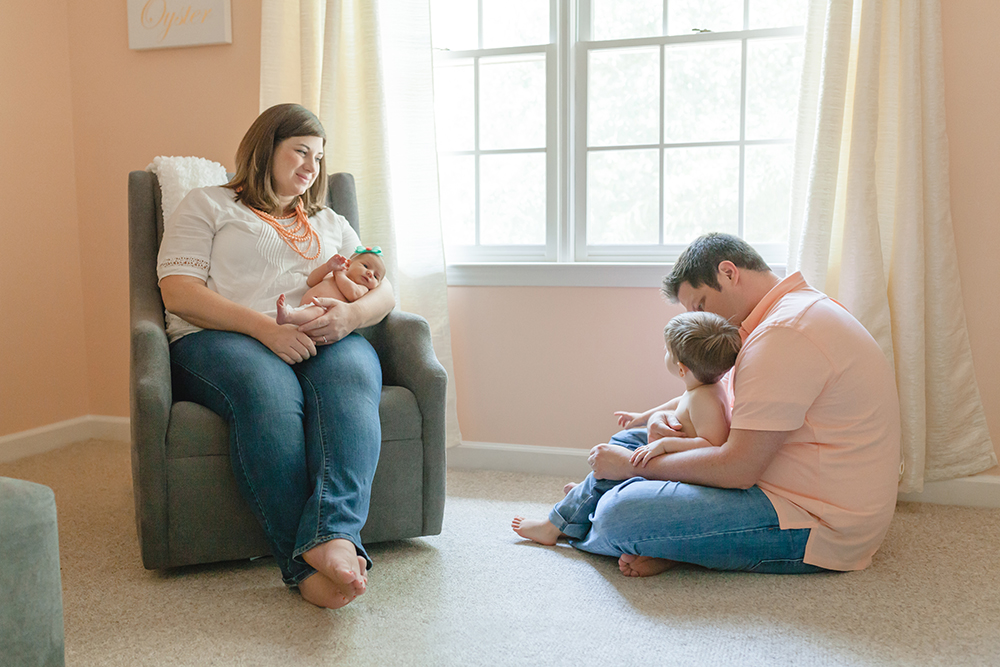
[156,186,362,342]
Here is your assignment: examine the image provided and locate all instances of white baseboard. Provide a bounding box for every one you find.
[448,441,1000,509]
[0,416,130,464]
[897,475,1000,509]
[448,441,593,478]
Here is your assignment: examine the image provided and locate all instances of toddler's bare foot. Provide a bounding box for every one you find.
[563,482,577,495]
[618,554,678,577]
[511,516,563,545]
[303,538,368,602]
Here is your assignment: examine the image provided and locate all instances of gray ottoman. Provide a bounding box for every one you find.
[0,477,65,667]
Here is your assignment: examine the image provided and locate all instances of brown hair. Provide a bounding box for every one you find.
[225,103,328,216]
[662,233,770,303]
[664,311,741,385]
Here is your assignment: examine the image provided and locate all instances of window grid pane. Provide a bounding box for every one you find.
[431,0,552,260]
[430,0,806,263]
[582,23,804,261]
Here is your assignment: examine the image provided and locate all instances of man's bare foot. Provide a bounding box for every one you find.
[303,539,368,602]
[563,482,577,495]
[618,554,678,577]
[511,516,563,545]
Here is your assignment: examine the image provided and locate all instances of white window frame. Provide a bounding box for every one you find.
[437,1,802,286]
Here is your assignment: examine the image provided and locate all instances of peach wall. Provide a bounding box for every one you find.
[65,0,261,417]
[0,0,90,435]
[940,0,1000,471]
[0,0,260,440]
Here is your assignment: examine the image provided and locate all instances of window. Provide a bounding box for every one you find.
[431,0,806,268]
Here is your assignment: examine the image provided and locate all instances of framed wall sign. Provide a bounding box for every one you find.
[127,0,232,50]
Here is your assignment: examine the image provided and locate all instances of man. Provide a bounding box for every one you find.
[578,232,900,576]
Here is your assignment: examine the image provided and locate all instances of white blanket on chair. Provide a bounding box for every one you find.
[146,156,228,222]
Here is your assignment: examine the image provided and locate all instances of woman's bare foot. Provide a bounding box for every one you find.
[298,570,356,609]
[511,516,563,545]
[618,554,678,577]
[302,539,368,603]
[563,482,577,495]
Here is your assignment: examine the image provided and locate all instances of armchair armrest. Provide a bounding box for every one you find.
[129,313,173,569]
[359,310,448,535]
[128,169,174,568]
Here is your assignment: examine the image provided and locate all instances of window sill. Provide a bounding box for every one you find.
[446,262,788,288]
[446,262,671,288]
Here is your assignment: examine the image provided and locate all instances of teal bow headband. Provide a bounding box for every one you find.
[355,245,382,256]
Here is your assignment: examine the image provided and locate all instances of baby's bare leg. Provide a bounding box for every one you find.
[276,294,327,326]
[511,516,564,545]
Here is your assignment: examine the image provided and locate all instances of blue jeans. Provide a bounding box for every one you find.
[550,429,827,574]
[170,330,382,586]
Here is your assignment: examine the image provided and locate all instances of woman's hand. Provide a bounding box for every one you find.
[260,322,318,364]
[298,297,360,344]
[161,275,317,363]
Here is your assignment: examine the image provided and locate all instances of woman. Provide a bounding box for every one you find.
[157,104,394,609]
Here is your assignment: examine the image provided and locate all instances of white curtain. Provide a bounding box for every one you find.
[260,0,462,449]
[788,0,996,491]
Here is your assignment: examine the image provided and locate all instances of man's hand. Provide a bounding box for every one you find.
[647,410,684,440]
[588,443,638,481]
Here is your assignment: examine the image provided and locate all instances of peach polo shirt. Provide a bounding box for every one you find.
[730,272,901,571]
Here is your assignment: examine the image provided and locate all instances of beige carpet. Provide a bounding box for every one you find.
[2,439,999,666]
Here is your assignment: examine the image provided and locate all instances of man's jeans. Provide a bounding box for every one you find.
[170,330,382,586]
[550,429,827,574]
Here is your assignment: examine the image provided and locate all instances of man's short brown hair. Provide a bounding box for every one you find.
[662,233,770,303]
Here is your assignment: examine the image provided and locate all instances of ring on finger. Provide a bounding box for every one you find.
[322,335,328,343]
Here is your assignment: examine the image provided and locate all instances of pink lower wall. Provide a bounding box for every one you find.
[1,1,997,472]
[448,286,686,448]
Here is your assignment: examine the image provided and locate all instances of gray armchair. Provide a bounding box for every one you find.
[128,170,446,570]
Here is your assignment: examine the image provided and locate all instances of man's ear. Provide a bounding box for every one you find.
[717,260,739,285]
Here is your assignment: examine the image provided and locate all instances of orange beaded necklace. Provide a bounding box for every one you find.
[246,200,322,260]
